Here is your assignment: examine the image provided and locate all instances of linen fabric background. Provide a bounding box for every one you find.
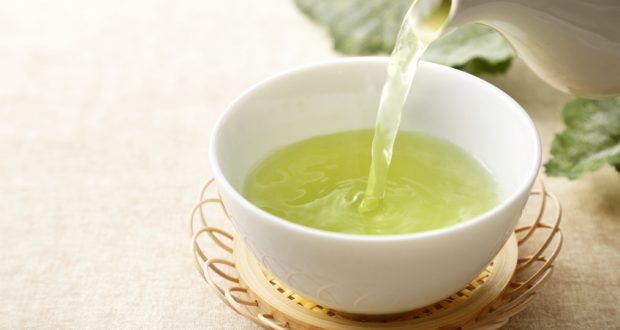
[1,0,618,328]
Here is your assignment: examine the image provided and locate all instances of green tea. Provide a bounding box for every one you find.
[241,0,491,235]
[363,0,452,211]
[243,130,497,235]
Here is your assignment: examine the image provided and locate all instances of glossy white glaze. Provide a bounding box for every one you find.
[209,58,541,314]
[444,0,620,98]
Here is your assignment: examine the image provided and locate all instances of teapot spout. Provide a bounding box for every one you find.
[439,0,620,98]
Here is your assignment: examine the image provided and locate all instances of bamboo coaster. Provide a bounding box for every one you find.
[190,178,562,329]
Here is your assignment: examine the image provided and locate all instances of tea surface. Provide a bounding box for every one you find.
[243,130,497,235]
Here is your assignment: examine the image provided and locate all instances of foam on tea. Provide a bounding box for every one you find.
[243,130,497,235]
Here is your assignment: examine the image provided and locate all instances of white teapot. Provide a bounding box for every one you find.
[424,0,620,98]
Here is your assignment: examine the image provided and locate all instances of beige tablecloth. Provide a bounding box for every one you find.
[1,1,619,329]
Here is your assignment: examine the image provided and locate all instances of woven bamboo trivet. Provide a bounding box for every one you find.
[190,178,562,329]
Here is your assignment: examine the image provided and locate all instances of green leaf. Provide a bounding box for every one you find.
[545,97,620,179]
[422,25,514,75]
[294,0,411,55]
[294,0,514,75]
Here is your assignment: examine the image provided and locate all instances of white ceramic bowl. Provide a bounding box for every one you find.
[209,57,540,314]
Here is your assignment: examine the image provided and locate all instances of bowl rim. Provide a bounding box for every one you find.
[209,56,541,242]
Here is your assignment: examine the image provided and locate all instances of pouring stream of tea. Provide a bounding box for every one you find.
[360,0,452,213]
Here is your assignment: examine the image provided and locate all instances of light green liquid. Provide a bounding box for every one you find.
[243,130,497,235]
[242,0,497,235]
[363,0,452,211]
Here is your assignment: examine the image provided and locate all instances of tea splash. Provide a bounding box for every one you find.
[362,0,452,212]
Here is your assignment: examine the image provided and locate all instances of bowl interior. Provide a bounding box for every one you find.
[212,58,539,210]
